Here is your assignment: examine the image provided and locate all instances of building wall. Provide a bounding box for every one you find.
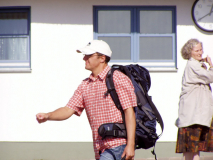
[0,0,212,145]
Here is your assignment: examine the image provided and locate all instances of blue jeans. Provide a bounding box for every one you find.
[97,144,126,160]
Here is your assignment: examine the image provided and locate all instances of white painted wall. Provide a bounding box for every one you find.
[0,0,212,142]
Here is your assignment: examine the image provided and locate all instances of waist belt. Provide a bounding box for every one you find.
[98,123,127,139]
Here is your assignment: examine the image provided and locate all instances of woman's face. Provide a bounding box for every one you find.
[191,43,203,61]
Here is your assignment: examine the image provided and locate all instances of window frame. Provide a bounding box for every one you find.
[0,6,31,72]
[93,6,177,69]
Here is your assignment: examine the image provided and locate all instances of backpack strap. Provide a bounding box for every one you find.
[105,67,126,126]
[145,93,164,137]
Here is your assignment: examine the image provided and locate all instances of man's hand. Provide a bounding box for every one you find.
[121,144,135,160]
[36,113,49,123]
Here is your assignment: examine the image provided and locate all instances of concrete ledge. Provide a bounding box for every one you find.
[0,142,212,160]
[0,68,32,73]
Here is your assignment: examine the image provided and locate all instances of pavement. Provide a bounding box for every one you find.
[134,156,213,160]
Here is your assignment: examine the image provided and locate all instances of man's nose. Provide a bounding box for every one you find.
[83,55,87,61]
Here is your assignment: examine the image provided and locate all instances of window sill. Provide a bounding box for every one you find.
[0,68,32,73]
[146,67,178,72]
[146,68,178,72]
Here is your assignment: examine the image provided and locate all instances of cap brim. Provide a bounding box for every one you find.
[76,50,82,53]
[76,47,96,55]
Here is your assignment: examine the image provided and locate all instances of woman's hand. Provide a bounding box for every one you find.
[203,55,213,68]
[206,55,213,68]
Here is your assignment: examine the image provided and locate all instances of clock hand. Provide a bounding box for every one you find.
[209,4,213,16]
[197,4,213,21]
[197,13,210,21]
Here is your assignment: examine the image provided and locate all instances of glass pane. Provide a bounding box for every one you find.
[0,12,28,34]
[139,37,173,60]
[98,10,131,33]
[140,11,172,34]
[0,37,28,60]
[98,37,131,60]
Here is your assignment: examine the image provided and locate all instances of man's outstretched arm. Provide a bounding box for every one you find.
[36,106,76,123]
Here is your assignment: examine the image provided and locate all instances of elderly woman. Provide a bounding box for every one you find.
[176,39,213,160]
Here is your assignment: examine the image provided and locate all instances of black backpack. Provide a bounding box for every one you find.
[98,64,164,160]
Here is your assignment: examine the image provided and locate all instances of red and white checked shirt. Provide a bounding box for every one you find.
[66,65,137,159]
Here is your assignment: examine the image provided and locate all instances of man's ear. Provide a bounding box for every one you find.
[100,55,106,63]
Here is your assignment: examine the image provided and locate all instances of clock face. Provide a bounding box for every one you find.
[192,0,213,32]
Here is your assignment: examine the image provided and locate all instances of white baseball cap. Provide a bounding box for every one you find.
[77,40,112,57]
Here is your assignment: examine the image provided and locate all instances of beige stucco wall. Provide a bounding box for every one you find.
[0,0,212,143]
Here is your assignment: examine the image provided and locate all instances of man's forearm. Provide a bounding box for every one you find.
[124,107,136,146]
[47,106,76,121]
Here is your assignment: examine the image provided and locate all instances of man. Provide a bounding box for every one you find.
[36,40,137,160]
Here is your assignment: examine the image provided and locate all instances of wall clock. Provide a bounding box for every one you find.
[191,0,213,32]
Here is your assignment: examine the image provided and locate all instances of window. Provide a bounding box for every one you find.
[93,6,176,68]
[0,6,31,72]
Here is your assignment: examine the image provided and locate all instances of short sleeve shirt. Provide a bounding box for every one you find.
[66,65,137,159]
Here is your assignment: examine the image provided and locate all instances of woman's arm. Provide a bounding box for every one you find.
[189,58,213,84]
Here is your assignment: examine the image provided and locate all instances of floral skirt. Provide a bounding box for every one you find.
[176,119,213,153]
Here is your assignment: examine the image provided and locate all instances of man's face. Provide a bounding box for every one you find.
[83,53,102,71]
[191,43,203,61]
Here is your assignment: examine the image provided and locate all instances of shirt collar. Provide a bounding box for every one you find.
[190,57,196,61]
[190,57,203,63]
[89,65,111,81]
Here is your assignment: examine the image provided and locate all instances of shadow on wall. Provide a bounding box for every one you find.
[30,0,195,25]
[31,0,93,24]
[1,0,212,34]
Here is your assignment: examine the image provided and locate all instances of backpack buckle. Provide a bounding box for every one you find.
[113,130,118,137]
[104,88,115,96]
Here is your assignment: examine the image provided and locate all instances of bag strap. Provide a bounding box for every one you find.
[105,67,126,127]
[145,92,164,137]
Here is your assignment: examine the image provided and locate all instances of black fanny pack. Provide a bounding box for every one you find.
[98,123,127,139]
